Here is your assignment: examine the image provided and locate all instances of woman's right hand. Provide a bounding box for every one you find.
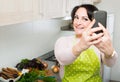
[73,19,104,56]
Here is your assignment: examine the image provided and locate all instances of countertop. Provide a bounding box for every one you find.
[0,60,61,82]
[0,50,61,82]
[38,50,61,82]
[44,60,61,82]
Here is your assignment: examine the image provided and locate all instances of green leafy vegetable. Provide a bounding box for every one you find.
[16,69,38,82]
[16,69,57,82]
[38,76,57,82]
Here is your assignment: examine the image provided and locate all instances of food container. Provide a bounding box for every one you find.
[0,75,21,82]
[0,67,22,82]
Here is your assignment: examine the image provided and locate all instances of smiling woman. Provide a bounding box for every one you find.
[54,4,118,82]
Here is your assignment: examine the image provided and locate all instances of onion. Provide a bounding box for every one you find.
[51,65,59,73]
[42,62,48,68]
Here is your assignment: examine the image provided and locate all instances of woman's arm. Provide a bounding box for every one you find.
[54,36,77,65]
[101,51,118,67]
[94,23,118,67]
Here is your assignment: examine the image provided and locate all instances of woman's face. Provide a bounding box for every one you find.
[73,7,91,37]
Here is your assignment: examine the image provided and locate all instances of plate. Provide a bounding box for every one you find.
[0,75,21,82]
[0,67,22,82]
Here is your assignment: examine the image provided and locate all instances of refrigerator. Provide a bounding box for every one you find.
[103,13,115,82]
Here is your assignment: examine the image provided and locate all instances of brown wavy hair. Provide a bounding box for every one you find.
[71,4,98,23]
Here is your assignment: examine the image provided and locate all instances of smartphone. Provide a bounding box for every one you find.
[92,10,107,34]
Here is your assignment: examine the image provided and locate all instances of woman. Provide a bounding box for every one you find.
[54,4,118,82]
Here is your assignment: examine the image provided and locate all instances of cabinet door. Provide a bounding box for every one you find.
[65,0,82,16]
[0,0,39,26]
[39,0,64,19]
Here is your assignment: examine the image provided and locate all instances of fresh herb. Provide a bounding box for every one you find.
[16,58,45,71]
[38,76,57,82]
[16,69,39,82]
[16,69,57,82]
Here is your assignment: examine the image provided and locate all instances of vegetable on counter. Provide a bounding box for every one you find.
[15,58,57,82]
[15,58,47,71]
[51,65,59,73]
[37,76,56,82]
[16,69,57,82]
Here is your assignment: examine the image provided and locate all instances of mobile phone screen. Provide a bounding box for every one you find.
[92,10,107,34]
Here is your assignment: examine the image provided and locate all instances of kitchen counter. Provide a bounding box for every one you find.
[38,50,61,82]
[0,50,61,82]
[44,60,61,82]
[0,61,61,82]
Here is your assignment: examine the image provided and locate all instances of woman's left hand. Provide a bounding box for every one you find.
[94,23,114,57]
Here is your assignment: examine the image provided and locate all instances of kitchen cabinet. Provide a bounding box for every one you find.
[40,0,100,19]
[39,0,82,20]
[64,0,82,17]
[0,0,39,26]
[39,0,65,19]
[0,0,83,26]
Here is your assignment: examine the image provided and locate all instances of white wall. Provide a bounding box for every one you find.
[0,19,71,67]
[96,0,120,81]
